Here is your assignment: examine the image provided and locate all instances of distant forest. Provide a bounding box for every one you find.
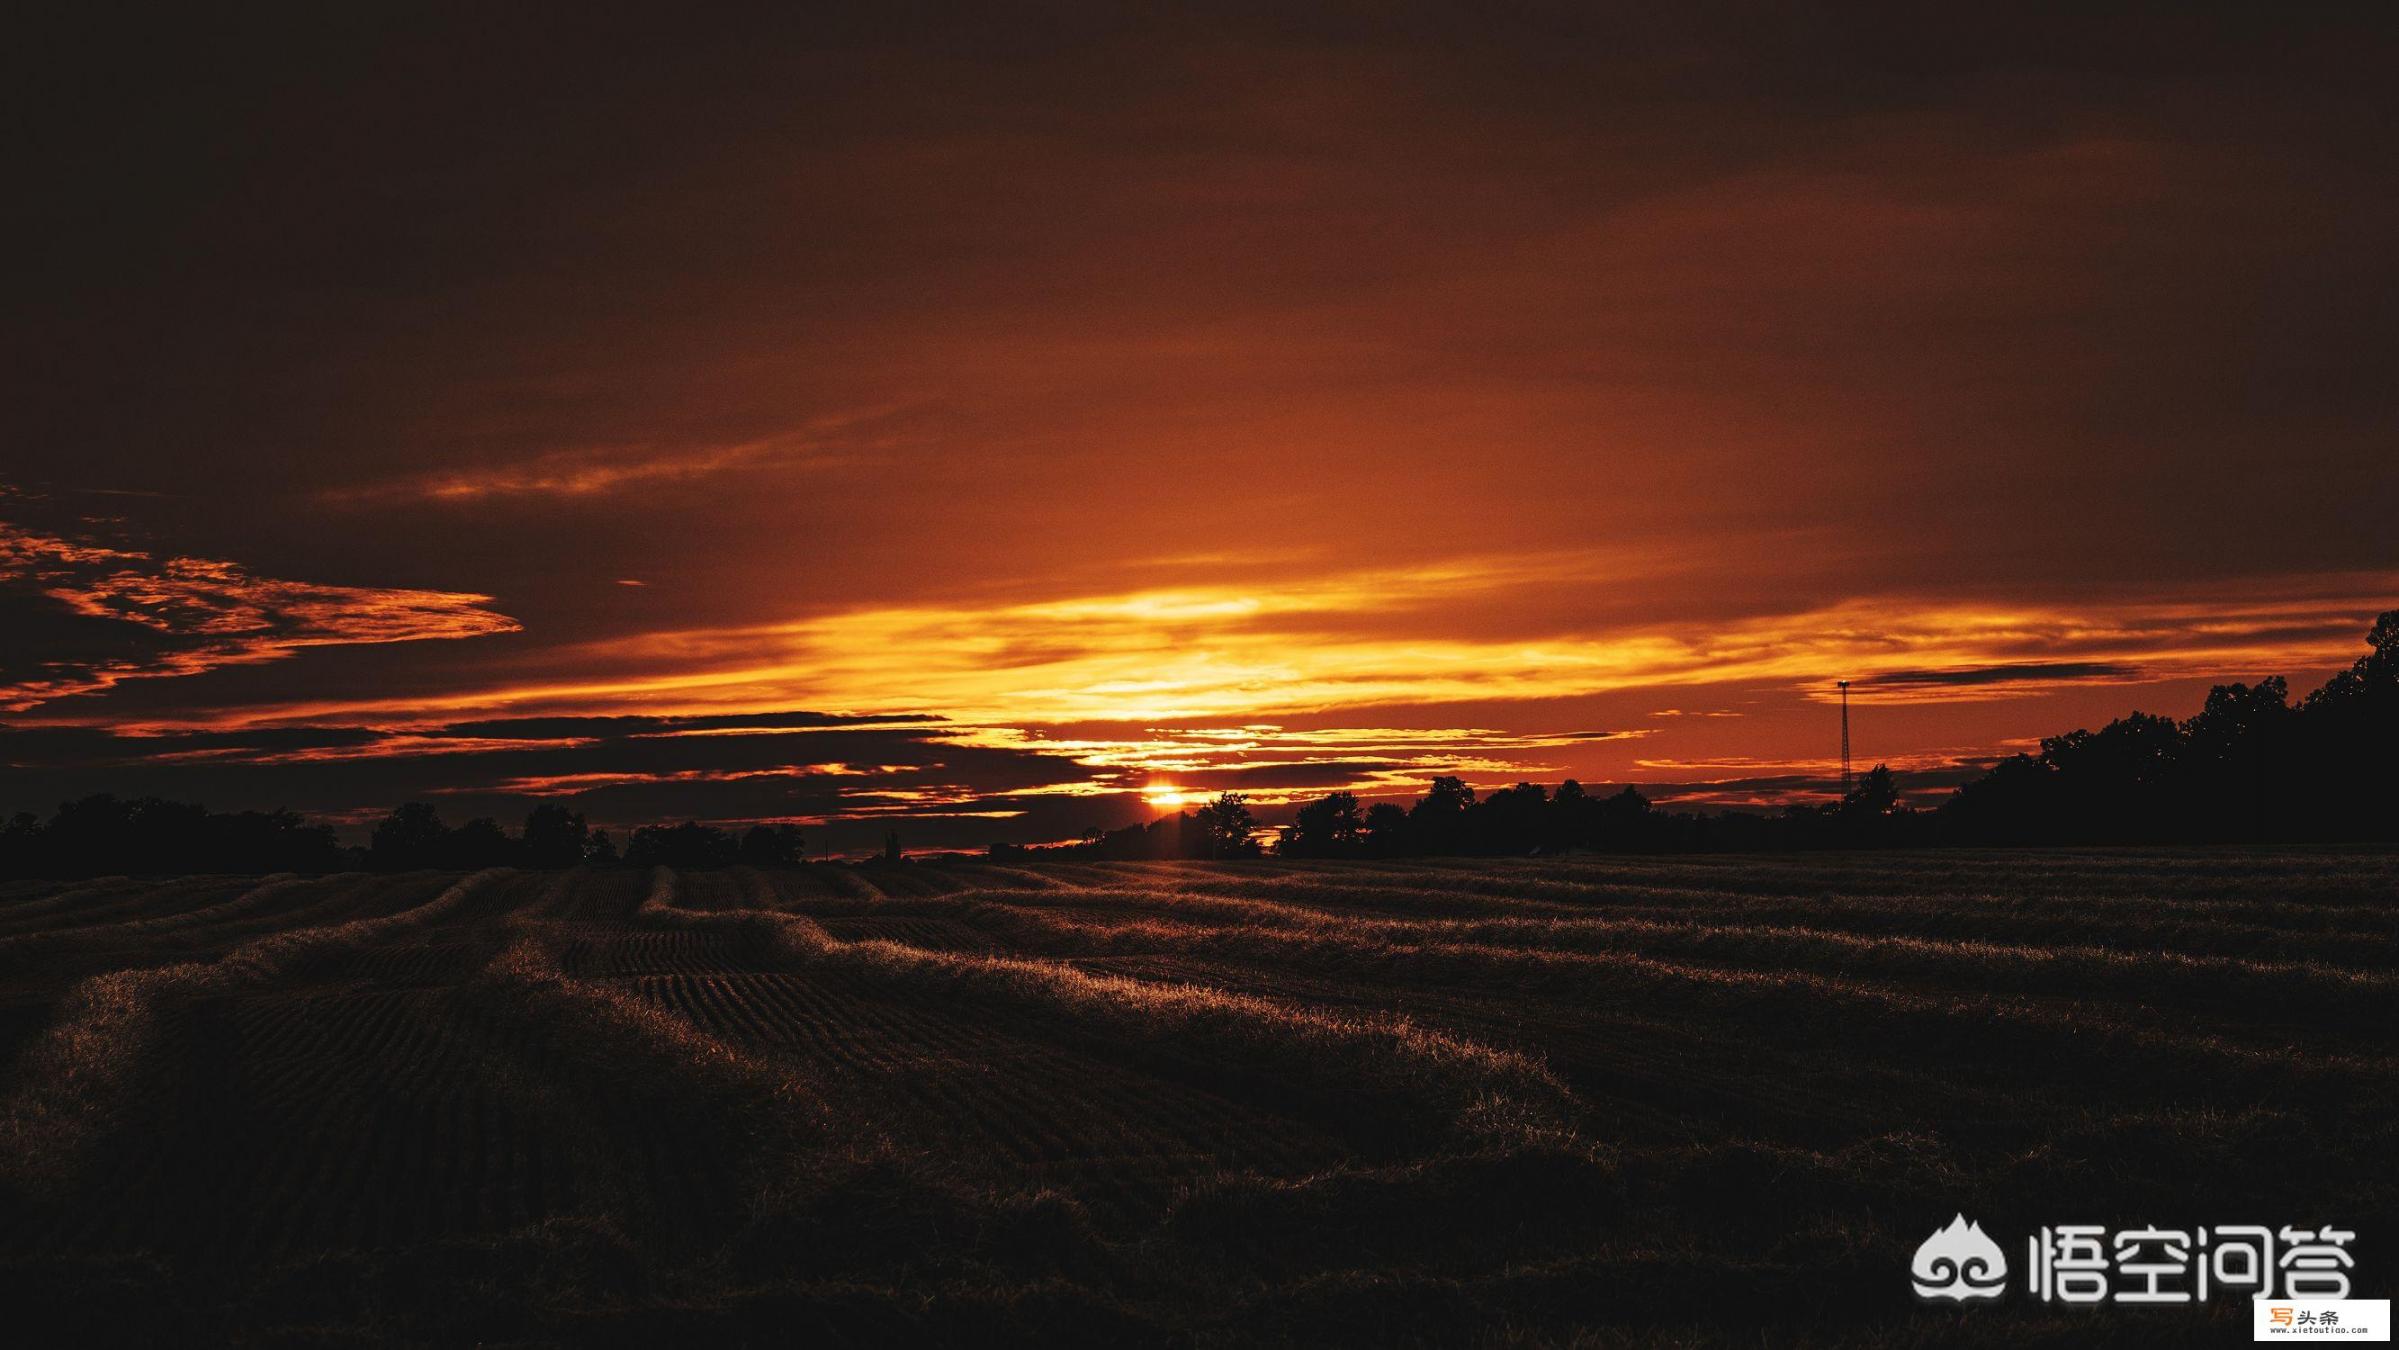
[4,611,2393,878]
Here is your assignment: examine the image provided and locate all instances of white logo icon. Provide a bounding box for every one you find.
[1914,1214,2010,1301]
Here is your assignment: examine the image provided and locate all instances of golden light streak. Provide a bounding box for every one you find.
[145,736,599,767]
[475,564,2399,729]
[322,408,908,504]
[19,555,2394,738]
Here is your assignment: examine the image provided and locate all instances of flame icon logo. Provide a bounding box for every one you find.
[1911,1214,2008,1301]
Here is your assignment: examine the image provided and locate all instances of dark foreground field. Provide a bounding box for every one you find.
[0,852,2391,1346]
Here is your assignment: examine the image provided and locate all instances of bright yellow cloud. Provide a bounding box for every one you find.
[46,557,2396,737]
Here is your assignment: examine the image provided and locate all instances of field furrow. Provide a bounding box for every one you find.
[1,851,2389,1346]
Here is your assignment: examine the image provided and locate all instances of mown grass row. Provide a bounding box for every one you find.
[1,856,2388,1346]
[1107,866,2399,944]
[0,874,463,985]
[472,875,1160,1310]
[746,908,1583,1159]
[613,868,1652,1332]
[780,875,2399,1015]
[796,868,2386,1339]
[1065,850,2399,911]
[0,875,244,939]
[863,865,2399,967]
[916,885,2399,1026]
[0,870,507,1198]
[927,901,2397,1103]
[1248,850,2399,906]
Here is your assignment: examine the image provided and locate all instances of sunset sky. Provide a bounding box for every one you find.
[5,4,2395,850]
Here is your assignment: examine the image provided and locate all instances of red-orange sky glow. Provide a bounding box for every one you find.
[5,5,2395,849]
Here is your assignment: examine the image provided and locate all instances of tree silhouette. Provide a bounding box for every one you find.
[1471,781,1549,855]
[1256,610,2396,859]
[521,804,590,869]
[1841,765,1898,817]
[2183,677,2291,836]
[625,821,739,868]
[740,823,807,866]
[1408,775,1476,853]
[1942,608,2399,844]
[2296,611,2399,838]
[1280,791,1364,856]
[7,610,2396,880]
[444,817,513,869]
[1192,792,1259,858]
[371,802,450,870]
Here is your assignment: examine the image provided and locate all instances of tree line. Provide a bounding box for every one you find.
[1007,608,2399,859]
[1002,771,1901,861]
[0,799,810,879]
[1939,609,2397,843]
[363,805,813,871]
[5,610,2392,878]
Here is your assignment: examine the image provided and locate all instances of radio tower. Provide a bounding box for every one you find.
[1837,680,1852,798]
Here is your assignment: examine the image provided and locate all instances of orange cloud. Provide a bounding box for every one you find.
[42,557,2392,737]
[0,521,518,712]
[388,561,2394,726]
[144,735,594,767]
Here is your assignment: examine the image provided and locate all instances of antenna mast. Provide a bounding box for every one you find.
[1838,680,1851,798]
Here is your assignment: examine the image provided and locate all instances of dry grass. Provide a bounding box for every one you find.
[0,870,505,1198]
[0,850,2388,1345]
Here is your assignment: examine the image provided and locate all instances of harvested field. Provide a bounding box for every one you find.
[0,850,2390,1345]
